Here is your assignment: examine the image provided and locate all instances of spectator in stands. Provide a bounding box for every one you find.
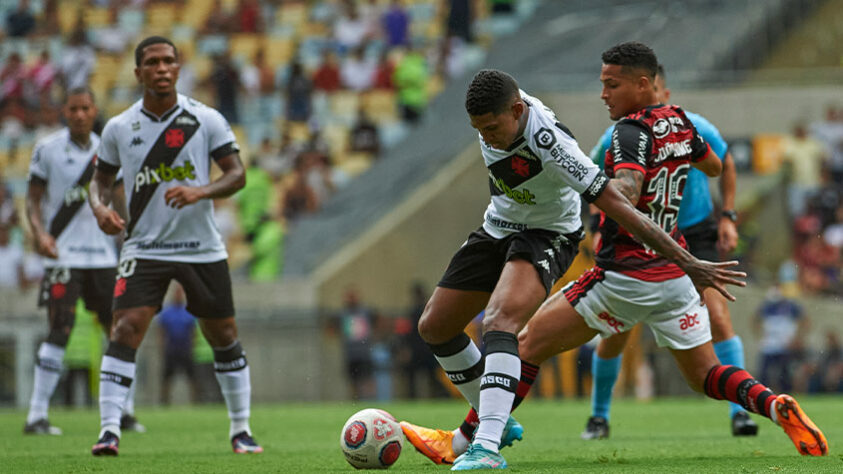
[262,131,299,180]
[372,50,395,90]
[236,156,273,242]
[447,0,474,43]
[781,122,827,218]
[235,0,263,33]
[754,282,809,393]
[333,287,377,400]
[301,139,337,206]
[282,154,319,222]
[810,106,843,184]
[823,205,843,249]
[0,179,19,228]
[334,2,373,53]
[0,223,25,289]
[393,46,429,123]
[26,50,57,107]
[59,26,96,90]
[382,0,410,48]
[248,213,284,282]
[40,0,59,35]
[208,50,241,124]
[313,49,342,93]
[94,5,131,56]
[795,233,840,294]
[0,52,26,104]
[285,60,313,123]
[157,284,200,405]
[400,282,446,399]
[176,51,197,98]
[202,0,232,35]
[340,45,376,92]
[5,0,36,38]
[349,106,380,157]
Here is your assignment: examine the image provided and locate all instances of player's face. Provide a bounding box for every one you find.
[469,100,524,150]
[135,43,180,97]
[63,93,97,137]
[600,64,648,120]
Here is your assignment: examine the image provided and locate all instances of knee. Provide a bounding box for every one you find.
[416,309,441,344]
[110,317,143,346]
[201,320,238,348]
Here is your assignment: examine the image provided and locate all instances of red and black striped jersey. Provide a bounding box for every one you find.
[596,104,710,281]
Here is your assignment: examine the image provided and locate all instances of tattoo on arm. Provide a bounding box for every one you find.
[611,168,644,204]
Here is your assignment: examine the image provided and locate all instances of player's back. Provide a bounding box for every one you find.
[597,104,709,281]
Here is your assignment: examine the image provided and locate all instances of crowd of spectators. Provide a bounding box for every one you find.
[0,0,523,280]
[785,105,843,295]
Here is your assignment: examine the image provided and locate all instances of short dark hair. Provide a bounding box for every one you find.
[656,63,666,82]
[64,86,95,104]
[465,69,520,116]
[601,42,658,79]
[134,36,178,66]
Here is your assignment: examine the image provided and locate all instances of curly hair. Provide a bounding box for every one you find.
[465,69,520,116]
[601,42,658,79]
[135,36,178,67]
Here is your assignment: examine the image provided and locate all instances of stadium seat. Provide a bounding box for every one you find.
[360,91,398,125]
[329,92,360,126]
[336,152,373,178]
[83,8,110,28]
[230,34,263,63]
[264,38,295,70]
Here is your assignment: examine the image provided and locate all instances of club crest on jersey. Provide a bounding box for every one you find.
[533,127,556,149]
[652,116,687,139]
[165,129,185,148]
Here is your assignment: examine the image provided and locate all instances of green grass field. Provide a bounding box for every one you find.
[2,396,841,472]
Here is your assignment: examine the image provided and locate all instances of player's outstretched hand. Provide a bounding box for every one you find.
[35,232,59,259]
[164,186,205,209]
[684,259,746,302]
[94,207,125,235]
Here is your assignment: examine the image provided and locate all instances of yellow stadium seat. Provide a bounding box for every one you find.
[230,34,264,62]
[329,91,359,124]
[83,8,110,28]
[322,124,349,160]
[146,3,179,30]
[336,153,373,178]
[264,38,295,69]
[360,90,397,125]
[58,2,80,34]
[285,121,311,142]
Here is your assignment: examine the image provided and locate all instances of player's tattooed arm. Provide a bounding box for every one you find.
[610,168,644,205]
[593,182,745,300]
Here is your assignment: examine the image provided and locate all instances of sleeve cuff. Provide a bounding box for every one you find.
[581,171,609,203]
[614,162,647,174]
[95,158,121,174]
[692,143,712,163]
[210,142,239,161]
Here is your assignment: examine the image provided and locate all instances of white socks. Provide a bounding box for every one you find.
[213,341,252,439]
[26,343,65,424]
[99,355,135,438]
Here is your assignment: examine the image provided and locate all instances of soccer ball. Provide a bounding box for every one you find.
[340,408,404,469]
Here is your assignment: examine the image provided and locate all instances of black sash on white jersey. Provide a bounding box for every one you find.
[127,109,201,238]
[48,158,95,238]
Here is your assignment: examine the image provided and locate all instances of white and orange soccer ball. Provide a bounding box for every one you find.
[340,408,404,469]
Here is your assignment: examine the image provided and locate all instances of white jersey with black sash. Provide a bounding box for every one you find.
[96,94,238,263]
[28,128,118,269]
[480,90,608,239]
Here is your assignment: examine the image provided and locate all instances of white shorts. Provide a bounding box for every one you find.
[562,268,711,350]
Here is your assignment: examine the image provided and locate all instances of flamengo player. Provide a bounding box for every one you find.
[399,64,746,469]
[88,36,261,456]
[405,43,826,471]
[24,87,142,435]
[582,64,756,440]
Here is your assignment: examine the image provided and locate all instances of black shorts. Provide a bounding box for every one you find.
[113,258,235,319]
[439,227,582,296]
[38,267,115,326]
[163,351,195,378]
[681,214,719,262]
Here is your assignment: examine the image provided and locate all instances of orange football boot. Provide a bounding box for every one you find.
[399,421,457,464]
[775,394,828,456]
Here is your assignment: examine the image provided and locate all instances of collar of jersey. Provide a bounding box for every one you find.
[140,103,181,123]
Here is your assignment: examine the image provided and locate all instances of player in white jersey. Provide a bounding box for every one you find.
[87,36,261,456]
[399,69,746,469]
[23,87,144,435]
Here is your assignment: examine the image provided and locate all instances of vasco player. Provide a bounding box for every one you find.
[581,64,756,440]
[404,44,826,471]
[24,87,143,435]
[399,66,747,470]
[87,36,261,456]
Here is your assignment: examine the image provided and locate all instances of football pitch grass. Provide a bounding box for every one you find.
[2,396,841,472]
